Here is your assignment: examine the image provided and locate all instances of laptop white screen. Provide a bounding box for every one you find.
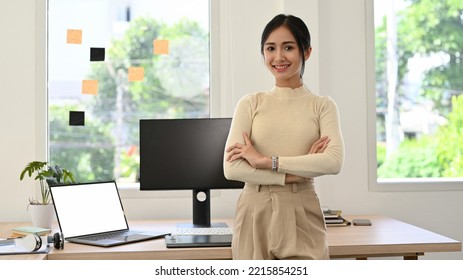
[50,182,129,238]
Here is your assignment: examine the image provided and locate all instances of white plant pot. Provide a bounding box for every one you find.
[28,204,56,229]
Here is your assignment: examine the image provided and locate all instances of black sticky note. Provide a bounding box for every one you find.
[90,47,105,61]
[69,111,85,126]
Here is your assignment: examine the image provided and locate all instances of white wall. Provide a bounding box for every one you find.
[1,0,462,259]
[0,0,40,221]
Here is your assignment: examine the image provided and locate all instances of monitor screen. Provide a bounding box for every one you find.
[139,118,243,227]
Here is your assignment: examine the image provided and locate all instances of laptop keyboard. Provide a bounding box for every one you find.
[84,231,131,241]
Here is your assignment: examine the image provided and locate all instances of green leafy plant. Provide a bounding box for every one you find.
[20,161,77,205]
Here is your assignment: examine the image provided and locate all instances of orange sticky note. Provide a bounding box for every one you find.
[128,67,144,82]
[153,39,169,55]
[82,80,98,95]
[67,29,82,44]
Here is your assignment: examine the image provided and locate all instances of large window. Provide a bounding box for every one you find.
[48,0,210,183]
[373,0,463,186]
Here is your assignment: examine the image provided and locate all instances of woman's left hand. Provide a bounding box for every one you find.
[308,136,330,154]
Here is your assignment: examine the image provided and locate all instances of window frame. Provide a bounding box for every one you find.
[366,0,463,192]
[38,0,220,198]
[39,0,463,194]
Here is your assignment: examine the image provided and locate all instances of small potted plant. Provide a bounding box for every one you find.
[20,161,77,228]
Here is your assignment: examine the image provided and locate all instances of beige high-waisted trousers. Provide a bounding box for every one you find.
[232,181,329,260]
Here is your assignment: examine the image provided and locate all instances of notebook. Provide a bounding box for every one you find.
[49,181,169,247]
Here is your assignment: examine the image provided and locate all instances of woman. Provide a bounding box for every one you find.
[223,14,344,260]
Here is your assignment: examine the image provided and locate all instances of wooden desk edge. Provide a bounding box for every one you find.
[0,254,47,260]
[2,216,462,260]
[329,242,462,259]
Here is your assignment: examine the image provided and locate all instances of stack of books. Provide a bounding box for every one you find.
[1,226,52,256]
[323,209,351,227]
[9,226,51,239]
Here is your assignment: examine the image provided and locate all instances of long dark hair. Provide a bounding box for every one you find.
[260,14,311,77]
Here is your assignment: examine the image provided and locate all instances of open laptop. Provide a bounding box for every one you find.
[49,181,169,247]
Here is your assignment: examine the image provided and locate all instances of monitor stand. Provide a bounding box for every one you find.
[166,189,233,248]
[176,189,228,228]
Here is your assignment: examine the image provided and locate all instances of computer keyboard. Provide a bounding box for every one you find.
[166,226,234,248]
[172,227,233,236]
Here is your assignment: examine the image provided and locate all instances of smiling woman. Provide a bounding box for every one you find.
[262,26,308,88]
[261,16,312,88]
[223,14,344,260]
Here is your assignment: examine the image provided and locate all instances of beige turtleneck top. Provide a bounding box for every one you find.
[223,85,344,186]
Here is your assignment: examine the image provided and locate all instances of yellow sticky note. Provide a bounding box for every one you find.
[67,29,82,44]
[128,67,144,82]
[82,80,98,95]
[153,39,169,55]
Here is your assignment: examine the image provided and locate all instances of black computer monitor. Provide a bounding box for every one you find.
[139,118,244,228]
